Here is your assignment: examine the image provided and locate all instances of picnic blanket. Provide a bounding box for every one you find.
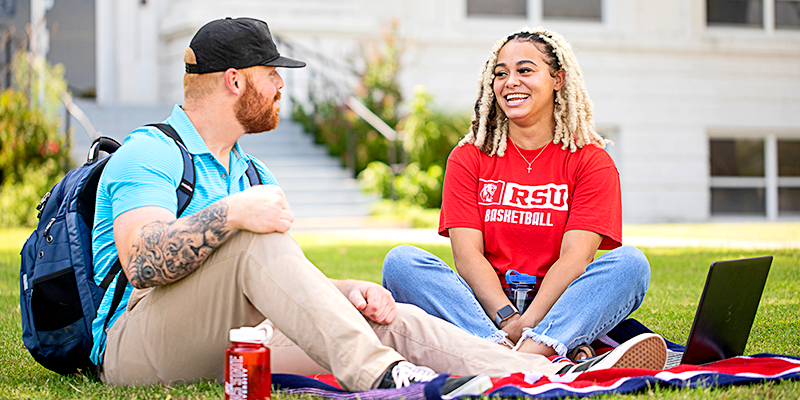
[272,354,800,399]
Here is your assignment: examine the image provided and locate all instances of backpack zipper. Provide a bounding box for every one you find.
[43,218,56,237]
[36,192,51,219]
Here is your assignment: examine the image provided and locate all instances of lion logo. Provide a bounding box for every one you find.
[480,183,497,203]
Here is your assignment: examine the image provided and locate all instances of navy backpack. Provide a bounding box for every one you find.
[19,124,261,376]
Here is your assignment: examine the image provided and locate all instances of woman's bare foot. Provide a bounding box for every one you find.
[567,345,595,362]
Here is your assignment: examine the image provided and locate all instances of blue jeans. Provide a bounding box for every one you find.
[382,245,650,356]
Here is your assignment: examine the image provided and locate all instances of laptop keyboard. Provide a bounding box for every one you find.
[664,349,684,369]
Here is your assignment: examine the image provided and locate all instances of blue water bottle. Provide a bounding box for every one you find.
[504,270,537,314]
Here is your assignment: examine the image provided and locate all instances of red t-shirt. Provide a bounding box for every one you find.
[439,141,622,285]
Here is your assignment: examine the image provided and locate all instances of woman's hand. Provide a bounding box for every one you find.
[500,230,604,346]
[508,230,602,342]
[499,314,525,343]
[450,228,514,326]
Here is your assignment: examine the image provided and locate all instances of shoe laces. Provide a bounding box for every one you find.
[391,361,438,388]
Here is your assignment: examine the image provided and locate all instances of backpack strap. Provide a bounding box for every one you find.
[101,261,127,331]
[101,124,263,334]
[245,158,262,186]
[100,123,197,335]
[99,260,123,291]
[147,123,196,217]
[147,123,261,201]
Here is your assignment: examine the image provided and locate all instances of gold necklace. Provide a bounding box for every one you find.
[510,139,549,173]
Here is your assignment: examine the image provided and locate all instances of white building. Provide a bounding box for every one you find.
[8,0,800,223]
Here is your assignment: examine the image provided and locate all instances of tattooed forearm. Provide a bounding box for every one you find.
[127,201,235,288]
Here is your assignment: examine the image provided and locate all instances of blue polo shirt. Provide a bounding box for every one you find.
[90,105,278,364]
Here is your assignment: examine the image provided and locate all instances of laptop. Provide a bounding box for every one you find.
[664,255,773,368]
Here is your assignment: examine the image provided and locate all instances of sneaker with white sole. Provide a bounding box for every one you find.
[375,361,492,398]
[376,361,438,389]
[440,374,493,399]
[557,333,667,374]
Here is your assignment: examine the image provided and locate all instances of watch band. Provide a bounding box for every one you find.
[494,304,518,327]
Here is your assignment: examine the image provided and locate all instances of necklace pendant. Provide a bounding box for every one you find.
[526,166,532,173]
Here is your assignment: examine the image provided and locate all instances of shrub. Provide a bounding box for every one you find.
[0,52,72,228]
[311,98,351,158]
[0,90,70,183]
[0,159,63,227]
[402,87,470,171]
[358,161,394,200]
[292,26,471,211]
[355,20,404,130]
[392,163,444,208]
[11,51,70,121]
[292,21,405,176]
[359,161,444,209]
[357,88,470,210]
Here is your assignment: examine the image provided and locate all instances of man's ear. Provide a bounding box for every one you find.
[224,68,242,95]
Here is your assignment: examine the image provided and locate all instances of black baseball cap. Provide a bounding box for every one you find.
[185,17,306,74]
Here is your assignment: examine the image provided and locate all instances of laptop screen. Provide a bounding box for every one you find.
[682,256,772,365]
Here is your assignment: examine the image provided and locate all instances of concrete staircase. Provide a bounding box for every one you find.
[69,99,375,229]
[237,122,377,228]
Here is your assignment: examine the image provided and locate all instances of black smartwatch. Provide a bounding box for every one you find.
[494,304,518,327]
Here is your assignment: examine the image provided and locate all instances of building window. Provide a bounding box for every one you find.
[776,0,800,29]
[707,0,763,27]
[707,0,800,29]
[466,0,603,21]
[710,139,764,176]
[709,137,800,218]
[710,139,765,215]
[778,139,800,214]
[543,0,602,21]
[712,188,767,214]
[467,0,527,18]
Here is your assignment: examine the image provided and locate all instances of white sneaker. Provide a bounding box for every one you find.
[375,361,438,389]
[390,361,438,388]
[376,361,492,398]
[558,333,667,374]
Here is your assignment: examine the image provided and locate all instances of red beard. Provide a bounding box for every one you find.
[235,77,281,134]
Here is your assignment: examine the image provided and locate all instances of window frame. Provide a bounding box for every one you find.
[465,0,606,24]
[706,0,800,33]
[709,133,800,220]
[542,0,603,22]
[466,0,529,19]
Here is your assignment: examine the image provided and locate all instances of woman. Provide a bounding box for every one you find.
[382,27,650,360]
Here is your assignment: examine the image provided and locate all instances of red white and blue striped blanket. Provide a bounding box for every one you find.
[272,354,800,400]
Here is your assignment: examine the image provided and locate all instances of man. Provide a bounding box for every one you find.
[90,17,668,391]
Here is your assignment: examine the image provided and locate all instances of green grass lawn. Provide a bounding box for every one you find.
[2,228,799,399]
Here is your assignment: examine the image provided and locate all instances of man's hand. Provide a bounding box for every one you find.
[334,280,396,324]
[226,185,294,233]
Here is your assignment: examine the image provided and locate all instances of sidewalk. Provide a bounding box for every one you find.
[622,236,800,250]
[291,228,800,250]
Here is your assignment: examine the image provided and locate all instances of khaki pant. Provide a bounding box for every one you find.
[101,231,560,391]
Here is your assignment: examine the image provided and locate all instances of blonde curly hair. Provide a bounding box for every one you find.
[460,27,608,156]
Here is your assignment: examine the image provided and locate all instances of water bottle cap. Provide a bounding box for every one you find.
[505,269,537,285]
[229,326,273,344]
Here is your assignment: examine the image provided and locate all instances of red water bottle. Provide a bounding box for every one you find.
[225,326,273,400]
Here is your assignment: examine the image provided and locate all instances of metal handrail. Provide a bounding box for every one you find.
[19,50,100,139]
[60,90,99,139]
[1,26,16,90]
[345,96,401,141]
[274,36,405,177]
[274,35,357,103]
